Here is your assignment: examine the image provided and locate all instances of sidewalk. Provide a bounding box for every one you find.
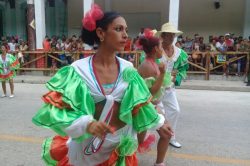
[14,75,250,92]
[179,79,250,92]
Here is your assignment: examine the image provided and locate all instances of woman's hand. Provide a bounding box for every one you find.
[87,121,115,138]
[158,63,166,75]
[158,122,174,138]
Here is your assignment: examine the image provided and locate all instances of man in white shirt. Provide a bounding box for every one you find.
[8,39,16,52]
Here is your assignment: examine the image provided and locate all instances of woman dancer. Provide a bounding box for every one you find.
[32,4,171,166]
[137,29,173,166]
[0,45,20,98]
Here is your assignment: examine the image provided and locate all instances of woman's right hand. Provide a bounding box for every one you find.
[87,121,115,138]
[158,122,174,138]
[158,63,166,75]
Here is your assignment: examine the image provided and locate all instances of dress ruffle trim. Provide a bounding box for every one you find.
[119,67,160,133]
[32,66,95,141]
[0,71,15,81]
[43,91,71,109]
[42,136,71,166]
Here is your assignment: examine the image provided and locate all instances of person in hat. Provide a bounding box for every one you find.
[224,33,234,51]
[32,4,168,166]
[156,22,189,148]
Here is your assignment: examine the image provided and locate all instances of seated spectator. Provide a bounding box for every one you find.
[209,38,217,67]
[216,36,228,76]
[8,38,16,53]
[83,42,93,58]
[19,40,29,63]
[182,36,193,53]
[191,35,204,69]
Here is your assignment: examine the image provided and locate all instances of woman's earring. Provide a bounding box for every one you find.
[100,38,104,42]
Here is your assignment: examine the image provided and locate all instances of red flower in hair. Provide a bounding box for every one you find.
[144,28,154,38]
[82,4,104,31]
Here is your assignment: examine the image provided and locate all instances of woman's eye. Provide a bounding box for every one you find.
[115,27,123,32]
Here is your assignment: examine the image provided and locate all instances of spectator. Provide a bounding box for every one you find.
[182,36,193,53]
[19,40,29,64]
[64,39,72,64]
[224,33,234,51]
[138,27,145,37]
[216,36,228,76]
[43,36,51,51]
[8,38,16,53]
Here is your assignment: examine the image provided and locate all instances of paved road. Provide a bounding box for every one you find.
[0,83,250,166]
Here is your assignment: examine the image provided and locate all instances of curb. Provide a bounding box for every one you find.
[14,76,250,92]
[177,85,250,92]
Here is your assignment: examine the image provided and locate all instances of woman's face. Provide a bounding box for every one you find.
[154,44,162,59]
[1,45,6,53]
[101,17,128,51]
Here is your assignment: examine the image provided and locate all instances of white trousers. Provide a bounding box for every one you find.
[161,87,180,140]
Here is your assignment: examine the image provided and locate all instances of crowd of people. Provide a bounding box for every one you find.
[41,31,250,76]
[2,26,249,77]
[176,33,250,75]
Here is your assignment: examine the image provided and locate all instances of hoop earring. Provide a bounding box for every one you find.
[100,38,104,42]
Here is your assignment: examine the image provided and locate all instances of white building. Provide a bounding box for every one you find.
[0,0,249,49]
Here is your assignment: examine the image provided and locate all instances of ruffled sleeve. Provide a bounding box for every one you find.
[32,66,95,142]
[8,54,20,70]
[144,77,155,89]
[144,72,172,101]
[174,50,189,86]
[119,67,163,133]
[0,62,3,74]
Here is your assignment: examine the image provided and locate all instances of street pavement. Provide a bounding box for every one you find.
[0,83,250,166]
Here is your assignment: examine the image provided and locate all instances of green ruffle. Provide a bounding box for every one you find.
[42,137,57,166]
[120,67,160,133]
[139,52,161,65]
[173,49,189,86]
[46,66,95,114]
[8,54,20,70]
[32,66,95,142]
[115,135,138,166]
[33,104,91,142]
[144,72,172,101]
[0,71,16,81]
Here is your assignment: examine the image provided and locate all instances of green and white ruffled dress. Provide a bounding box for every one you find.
[0,53,20,81]
[32,56,165,166]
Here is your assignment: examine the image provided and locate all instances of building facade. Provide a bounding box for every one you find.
[0,0,249,49]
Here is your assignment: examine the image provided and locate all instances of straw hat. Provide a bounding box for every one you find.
[155,22,183,37]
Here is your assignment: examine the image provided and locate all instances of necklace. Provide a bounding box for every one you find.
[163,46,175,60]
